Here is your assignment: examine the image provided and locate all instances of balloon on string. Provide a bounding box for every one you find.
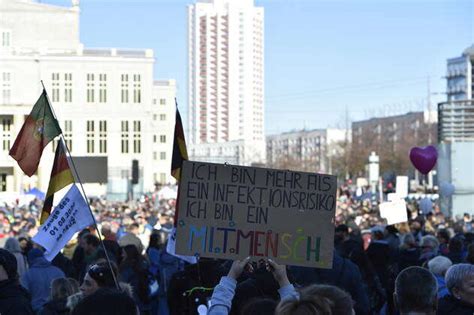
[419,197,433,214]
[409,145,438,174]
[439,182,455,197]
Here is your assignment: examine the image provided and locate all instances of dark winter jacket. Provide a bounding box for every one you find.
[437,294,474,315]
[20,253,65,311]
[38,298,69,315]
[0,279,34,315]
[290,251,370,315]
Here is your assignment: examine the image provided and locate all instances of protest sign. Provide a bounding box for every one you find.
[396,176,409,198]
[175,161,337,268]
[33,184,93,261]
[379,199,408,225]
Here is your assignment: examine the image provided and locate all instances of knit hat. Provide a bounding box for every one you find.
[0,248,18,280]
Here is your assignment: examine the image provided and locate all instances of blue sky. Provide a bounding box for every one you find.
[45,0,473,134]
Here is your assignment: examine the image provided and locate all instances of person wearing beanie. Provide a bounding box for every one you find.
[20,248,65,312]
[0,248,34,315]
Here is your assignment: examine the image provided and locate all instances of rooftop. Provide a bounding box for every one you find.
[2,46,154,58]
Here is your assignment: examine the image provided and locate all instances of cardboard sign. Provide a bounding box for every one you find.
[379,199,408,225]
[175,161,337,268]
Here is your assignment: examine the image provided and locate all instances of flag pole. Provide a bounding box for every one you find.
[40,81,120,290]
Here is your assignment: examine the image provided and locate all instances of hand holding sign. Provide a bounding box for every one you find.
[409,145,437,174]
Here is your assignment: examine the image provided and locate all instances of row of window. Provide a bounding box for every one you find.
[50,72,142,104]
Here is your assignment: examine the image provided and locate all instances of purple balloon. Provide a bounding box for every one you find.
[409,145,438,174]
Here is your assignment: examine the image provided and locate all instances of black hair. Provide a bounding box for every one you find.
[71,288,137,315]
[119,245,149,303]
[84,234,100,248]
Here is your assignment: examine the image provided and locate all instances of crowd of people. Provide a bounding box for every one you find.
[0,183,472,315]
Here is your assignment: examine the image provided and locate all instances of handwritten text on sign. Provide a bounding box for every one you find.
[33,184,93,261]
[175,161,337,268]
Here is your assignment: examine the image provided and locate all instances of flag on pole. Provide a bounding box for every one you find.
[33,184,93,261]
[171,105,188,181]
[41,139,74,224]
[9,90,61,176]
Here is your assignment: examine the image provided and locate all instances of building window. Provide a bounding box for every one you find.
[160,135,166,143]
[153,135,157,143]
[121,121,129,153]
[133,120,141,153]
[160,98,166,105]
[99,74,107,103]
[160,152,166,160]
[1,72,11,104]
[99,120,107,153]
[52,73,60,102]
[160,114,166,121]
[153,114,157,121]
[1,118,12,152]
[153,151,157,160]
[2,32,10,47]
[87,73,95,103]
[64,73,72,103]
[133,74,141,103]
[153,99,157,105]
[64,120,73,151]
[121,74,129,103]
[86,120,95,153]
[160,173,166,184]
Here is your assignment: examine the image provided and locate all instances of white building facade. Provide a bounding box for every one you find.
[187,0,265,165]
[0,0,176,199]
[446,45,473,101]
[266,129,347,174]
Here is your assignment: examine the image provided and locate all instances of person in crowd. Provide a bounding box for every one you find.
[394,266,438,315]
[118,231,145,254]
[101,222,121,264]
[208,257,297,315]
[0,248,34,315]
[147,232,182,315]
[276,284,354,315]
[427,256,452,298]
[438,263,474,314]
[290,251,370,315]
[419,235,440,265]
[333,224,384,313]
[168,257,227,315]
[437,229,451,255]
[366,226,392,289]
[52,252,76,278]
[69,261,133,311]
[18,236,33,255]
[20,248,66,312]
[4,237,28,277]
[445,236,465,264]
[118,244,152,314]
[466,243,474,264]
[72,229,90,281]
[398,233,421,271]
[82,234,102,267]
[410,220,424,245]
[38,277,79,315]
[384,225,401,252]
[71,288,139,315]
